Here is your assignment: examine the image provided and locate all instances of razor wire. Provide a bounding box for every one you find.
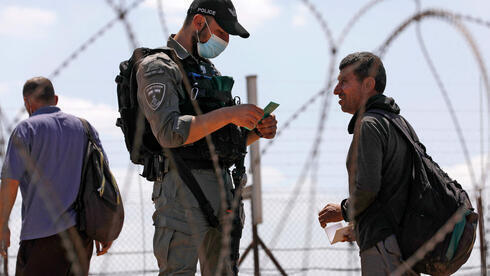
[90,1,238,272]
[0,0,147,274]
[157,0,170,39]
[261,0,337,268]
[0,133,94,275]
[376,7,490,274]
[262,3,490,275]
[1,0,148,143]
[377,5,490,211]
[49,0,146,80]
[105,0,139,50]
[259,7,490,159]
[1,1,490,275]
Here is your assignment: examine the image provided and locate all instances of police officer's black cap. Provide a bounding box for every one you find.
[188,0,250,38]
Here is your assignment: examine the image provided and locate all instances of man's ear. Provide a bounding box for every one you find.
[23,97,32,115]
[53,95,59,106]
[362,77,375,93]
[192,14,206,32]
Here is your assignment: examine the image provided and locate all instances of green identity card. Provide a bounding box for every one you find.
[244,101,279,130]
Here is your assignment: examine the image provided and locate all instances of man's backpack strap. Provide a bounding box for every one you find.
[367,109,426,156]
[79,118,97,147]
[164,148,220,228]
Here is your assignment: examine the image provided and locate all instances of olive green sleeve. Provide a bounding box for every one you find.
[136,53,193,148]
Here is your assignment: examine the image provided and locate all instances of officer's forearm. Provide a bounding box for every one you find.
[246,132,260,146]
[0,179,19,228]
[184,108,233,145]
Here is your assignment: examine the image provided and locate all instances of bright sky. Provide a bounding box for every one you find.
[0,0,489,196]
[0,1,489,274]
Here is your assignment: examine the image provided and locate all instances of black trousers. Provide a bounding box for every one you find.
[15,227,93,276]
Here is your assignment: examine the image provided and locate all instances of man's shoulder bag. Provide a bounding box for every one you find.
[75,118,125,243]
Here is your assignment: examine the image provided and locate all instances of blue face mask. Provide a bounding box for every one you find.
[197,19,228,59]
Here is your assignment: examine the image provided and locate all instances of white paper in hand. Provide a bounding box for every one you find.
[324,223,353,244]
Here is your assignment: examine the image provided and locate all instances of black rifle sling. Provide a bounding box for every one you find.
[163,48,220,228]
[166,148,220,228]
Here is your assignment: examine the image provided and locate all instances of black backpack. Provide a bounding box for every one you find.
[370,110,477,275]
[75,118,124,243]
[115,47,171,181]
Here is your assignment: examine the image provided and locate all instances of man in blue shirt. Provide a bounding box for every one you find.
[0,77,111,275]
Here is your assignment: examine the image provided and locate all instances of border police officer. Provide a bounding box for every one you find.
[135,0,278,275]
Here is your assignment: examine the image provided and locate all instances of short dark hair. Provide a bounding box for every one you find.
[183,13,214,27]
[339,52,386,94]
[184,13,195,26]
[23,77,55,102]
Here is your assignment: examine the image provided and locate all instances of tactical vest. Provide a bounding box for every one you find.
[173,53,248,169]
[115,47,247,181]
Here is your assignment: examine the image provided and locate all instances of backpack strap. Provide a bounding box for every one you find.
[78,118,97,179]
[367,109,426,156]
[74,118,96,229]
[79,118,96,146]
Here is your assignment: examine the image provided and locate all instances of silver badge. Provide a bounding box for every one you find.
[145,83,166,111]
[228,8,237,17]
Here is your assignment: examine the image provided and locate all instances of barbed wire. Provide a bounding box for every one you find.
[258,1,347,271]
[1,1,490,275]
[49,0,146,80]
[0,0,146,274]
[377,5,490,200]
[0,0,148,142]
[414,11,479,188]
[105,0,139,50]
[157,0,170,39]
[375,6,490,274]
[336,0,386,47]
[391,207,469,276]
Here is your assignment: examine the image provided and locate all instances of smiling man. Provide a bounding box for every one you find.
[318,52,417,275]
[128,0,277,275]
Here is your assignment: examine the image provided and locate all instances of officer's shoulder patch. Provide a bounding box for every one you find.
[141,53,176,77]
[144,83,166,111]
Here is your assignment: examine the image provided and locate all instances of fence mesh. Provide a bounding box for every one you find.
[1,0,489,275]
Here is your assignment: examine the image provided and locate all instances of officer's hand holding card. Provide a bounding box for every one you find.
[255,102,278,139]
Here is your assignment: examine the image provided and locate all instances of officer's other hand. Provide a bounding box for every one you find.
[228,104,264,129]
[256,114,277,139]
[0,225,10,257]
[318,203,343,228]
[95,240,113,256]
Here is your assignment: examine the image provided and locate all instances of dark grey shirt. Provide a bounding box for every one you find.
[342,95,412,251]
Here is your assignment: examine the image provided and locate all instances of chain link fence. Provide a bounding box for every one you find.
[1,0,490,275]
